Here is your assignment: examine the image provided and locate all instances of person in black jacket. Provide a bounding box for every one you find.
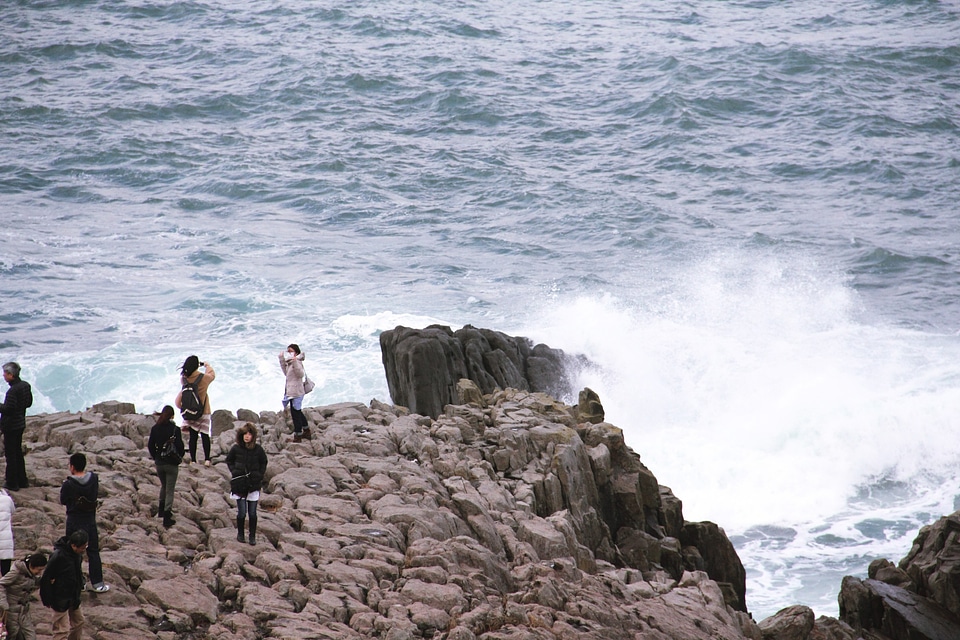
[0,362,32,491]
[225,423,267,545]
[147,405,185,529]
[60,453,108,593]
[40,529,87,640]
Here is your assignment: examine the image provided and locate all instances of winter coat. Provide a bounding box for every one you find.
[148,419,185,464]
[175,363,216,416]
[40,536,83,612]
[60,471,99,519]
[0,378,32,434]
[0,489,15,560]
[226,442,268,493]
[0,558,39,611]
[278,353,305,398]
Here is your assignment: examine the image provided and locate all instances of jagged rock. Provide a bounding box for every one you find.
[869,558,915,591]
[92,400,137,416]
[680,520,748,612]
[839,576,960,640]
[759,604,815,640]
[899,512,960,617]
[577,387,605,424]
[380,324,572,418]
[14,389,766,639]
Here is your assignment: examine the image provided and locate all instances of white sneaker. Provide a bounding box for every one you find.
[91,583,110,593]
[204,460,211,467]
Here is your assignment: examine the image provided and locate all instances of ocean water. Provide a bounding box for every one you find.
[3,0,960,620]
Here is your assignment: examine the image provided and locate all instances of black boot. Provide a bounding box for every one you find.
[157,499,164,518]
[236,516,245,543]
[163,510,176,528]
[248,516,257,546]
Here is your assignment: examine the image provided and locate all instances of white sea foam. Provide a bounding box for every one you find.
[525,250,960,617]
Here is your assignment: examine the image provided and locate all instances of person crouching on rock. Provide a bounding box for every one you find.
[0,552,47,640]
[147,405,185,529]
[225,423,267,546]
[278,344,310,441]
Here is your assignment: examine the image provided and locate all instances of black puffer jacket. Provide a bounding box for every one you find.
[0,379,32,434]
[40,536,83,612]
[225,441,267,492]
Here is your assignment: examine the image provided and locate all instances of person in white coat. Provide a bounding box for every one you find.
[278,344,310,441]
[0,488,15,575]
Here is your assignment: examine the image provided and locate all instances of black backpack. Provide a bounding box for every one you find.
[180,374,203,420]
[160,435,182,465]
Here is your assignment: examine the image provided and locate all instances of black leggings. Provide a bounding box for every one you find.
[189,429,211,462]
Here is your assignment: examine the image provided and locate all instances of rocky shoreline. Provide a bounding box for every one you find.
[7,324,960,639]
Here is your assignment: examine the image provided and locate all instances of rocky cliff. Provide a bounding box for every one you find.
[12,388,766,640]
[380,325,575,419]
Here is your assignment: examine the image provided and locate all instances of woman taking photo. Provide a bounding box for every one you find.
[175,355,215,466]
[226,423,267,546]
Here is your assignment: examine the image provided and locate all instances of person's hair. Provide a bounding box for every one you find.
[69,452,87,472]
[26,552,47,568]
[287,344,301,355]
[236,422,258,445]
[68,529,89,547]
[1,362,20,378]
[181,355,200,376]
[155,405,176,425]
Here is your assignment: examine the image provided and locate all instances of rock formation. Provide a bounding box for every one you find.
[11,391,762,639]
[380,325,575,419]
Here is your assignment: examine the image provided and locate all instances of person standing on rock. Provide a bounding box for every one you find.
[1,362,33,491]
[0,488,15,575]
[147,405,185,529]
[175,355,215,466]
[278,344,310,442]
[40,529,87,640]
[225,423,267,546]
[0,552,47,640]
[59,453,109,593]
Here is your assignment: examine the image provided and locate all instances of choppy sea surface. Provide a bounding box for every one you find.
[3,0,960,620]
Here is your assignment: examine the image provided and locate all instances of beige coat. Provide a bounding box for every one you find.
[176,363,216,416]
[279,353,305,398]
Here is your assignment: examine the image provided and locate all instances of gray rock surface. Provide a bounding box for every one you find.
[12,389,763,639]
[380,325,574,418]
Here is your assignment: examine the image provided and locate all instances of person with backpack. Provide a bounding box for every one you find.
[40,530,87,640]
[0,551,47,640]
[278,344,310,442]
[59,453,108,594]
[147,405,184,529]
[1,362,33,491]
[175,355,215,466]
[225,423,267,546]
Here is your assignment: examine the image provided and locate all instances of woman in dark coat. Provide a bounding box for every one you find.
[225,423,267,545]
[147,405,185,528]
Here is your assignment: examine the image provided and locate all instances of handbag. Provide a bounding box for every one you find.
[230,474,250,496]
[303,373,315,394]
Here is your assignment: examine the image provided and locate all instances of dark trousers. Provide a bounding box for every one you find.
[3,428,28,489]
[66,515,103,586]
[156,463,180,513]
[290,407,308,434]
[188,430,211,462]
